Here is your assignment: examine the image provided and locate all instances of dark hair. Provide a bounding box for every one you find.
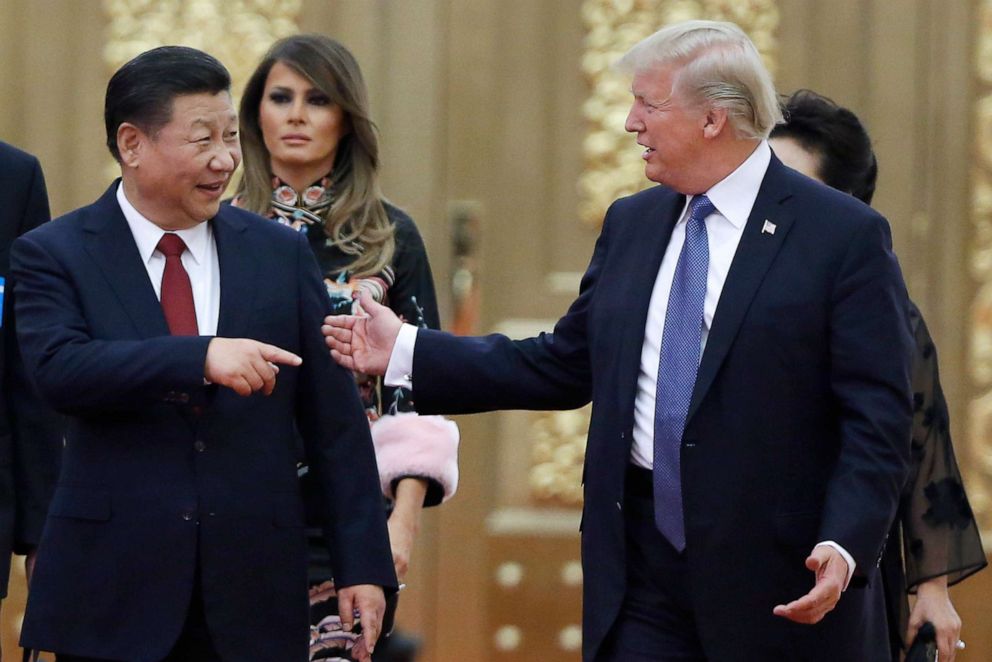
[104,45,231,163]
[770,90,877,204]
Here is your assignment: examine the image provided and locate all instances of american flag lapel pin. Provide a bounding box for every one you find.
[761,220,777,235]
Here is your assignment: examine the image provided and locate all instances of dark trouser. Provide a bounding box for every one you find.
[55,565,220,662]
[597,465,707,662]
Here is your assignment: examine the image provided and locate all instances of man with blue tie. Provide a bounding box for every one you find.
[325,19,912,662]
[11,46,394,661]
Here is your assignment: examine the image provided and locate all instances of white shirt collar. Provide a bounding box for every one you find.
[693,140,771,229]
[116,181,210,266]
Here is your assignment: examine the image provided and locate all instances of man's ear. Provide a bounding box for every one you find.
[117,123,144,168]
[702,106,730,139]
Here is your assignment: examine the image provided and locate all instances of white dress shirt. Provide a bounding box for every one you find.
[116,183,221,335]
[385,141,855,584]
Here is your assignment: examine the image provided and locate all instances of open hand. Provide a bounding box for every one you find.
[323,291,402,375]
[773,545,847,624]
[204,338,302,396]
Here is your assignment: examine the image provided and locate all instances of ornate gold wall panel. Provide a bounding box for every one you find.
[103,0,301,102]
[969,0,992,536]
[579,0,779,227]
[529,409,588,505]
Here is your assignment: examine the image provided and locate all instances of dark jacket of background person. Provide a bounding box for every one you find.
[0,140,62,598]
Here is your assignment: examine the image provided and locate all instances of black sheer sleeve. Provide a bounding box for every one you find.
[900,302,986,591]
[381,205,441,417]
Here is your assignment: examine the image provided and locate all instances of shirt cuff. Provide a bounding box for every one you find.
[384,323,418,389]
[815,541,856,590]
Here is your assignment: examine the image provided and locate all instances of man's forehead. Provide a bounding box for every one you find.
[631,66,677,98]
[170,92,237,125]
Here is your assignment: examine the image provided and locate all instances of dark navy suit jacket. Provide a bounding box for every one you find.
[0,141,62,598]
[11,182,395,661]
[410,156,913,661]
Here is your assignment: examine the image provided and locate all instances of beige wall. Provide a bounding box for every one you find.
[0,1,988,660]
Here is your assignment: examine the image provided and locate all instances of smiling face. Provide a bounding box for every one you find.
[122,91,240,230]
[258,60,348,184]
[624,63,710,193]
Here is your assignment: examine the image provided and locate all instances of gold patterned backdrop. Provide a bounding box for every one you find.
[969,0,992,538]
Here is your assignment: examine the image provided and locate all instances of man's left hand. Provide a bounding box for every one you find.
[337,583,386,661]
[772,545,846,624]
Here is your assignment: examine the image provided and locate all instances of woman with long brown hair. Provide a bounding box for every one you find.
[235,34,458,661]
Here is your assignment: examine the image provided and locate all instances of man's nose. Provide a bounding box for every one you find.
[624,107,642,133]
[211,145,238,172]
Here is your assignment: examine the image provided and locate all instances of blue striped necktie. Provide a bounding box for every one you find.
[653,194,714,552]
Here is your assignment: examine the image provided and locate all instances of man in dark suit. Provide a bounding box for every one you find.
[325,20,913,661]
[0,141,62,612]
[11,46,395,662]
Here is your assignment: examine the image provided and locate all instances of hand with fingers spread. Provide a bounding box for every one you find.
[773,545,847,624]
[204,338,302,396]
[323,290,402,376]
[906,576,962,662]
[337,583,386,661]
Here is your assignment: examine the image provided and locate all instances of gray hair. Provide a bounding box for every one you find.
[617,20,782,139]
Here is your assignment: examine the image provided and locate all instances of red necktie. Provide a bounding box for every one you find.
[156,233,199,336]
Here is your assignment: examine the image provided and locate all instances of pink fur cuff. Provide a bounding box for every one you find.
[371,413,460,502]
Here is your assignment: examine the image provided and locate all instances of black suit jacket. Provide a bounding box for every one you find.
[0,141,61,598]
[409,156,913,660]
[11,183,396,661]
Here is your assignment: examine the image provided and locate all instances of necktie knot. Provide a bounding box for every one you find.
[157,233,188,259]
[689,195,716,224]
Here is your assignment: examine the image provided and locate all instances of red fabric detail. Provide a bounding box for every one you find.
[157,233,198,336]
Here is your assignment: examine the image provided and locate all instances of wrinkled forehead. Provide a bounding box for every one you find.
[167,91,238,129]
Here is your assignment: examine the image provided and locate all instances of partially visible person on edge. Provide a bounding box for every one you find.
[0,141,63,656]
[325,20,914,662]
[233,34,459,661]
[769,89,987,662]
[11,46,395,661]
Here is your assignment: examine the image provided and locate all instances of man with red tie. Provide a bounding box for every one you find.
[10,46,394,662]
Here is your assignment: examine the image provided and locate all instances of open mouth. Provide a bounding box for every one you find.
[197,182,226,195]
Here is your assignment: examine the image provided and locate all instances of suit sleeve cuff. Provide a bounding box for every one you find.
[384,324,418,389]
[815,541,856,590]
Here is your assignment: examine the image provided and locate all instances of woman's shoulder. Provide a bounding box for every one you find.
[382,200,426,251]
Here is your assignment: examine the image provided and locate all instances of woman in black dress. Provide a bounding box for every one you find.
[770,89,986,662]
[235,34,459,661]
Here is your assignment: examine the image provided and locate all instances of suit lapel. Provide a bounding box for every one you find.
[686,158,796,423]
[212,207,256,337]
[82,182,169,338]
[614,189,685,430]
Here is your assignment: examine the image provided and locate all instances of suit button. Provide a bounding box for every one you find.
[194,440,206,452]
[182,511,194,521]
[178,392,190,404]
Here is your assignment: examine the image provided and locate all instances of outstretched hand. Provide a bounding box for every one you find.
[773,545,847,624]
[323,291,402,376]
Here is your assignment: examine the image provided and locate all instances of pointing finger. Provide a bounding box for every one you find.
[257,343,302,367]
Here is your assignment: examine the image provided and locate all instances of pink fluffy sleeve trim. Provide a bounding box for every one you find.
[370,413,460,502]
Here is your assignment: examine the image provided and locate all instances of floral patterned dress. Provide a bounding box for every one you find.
[233,179,459,660]
[881,301,986,658]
